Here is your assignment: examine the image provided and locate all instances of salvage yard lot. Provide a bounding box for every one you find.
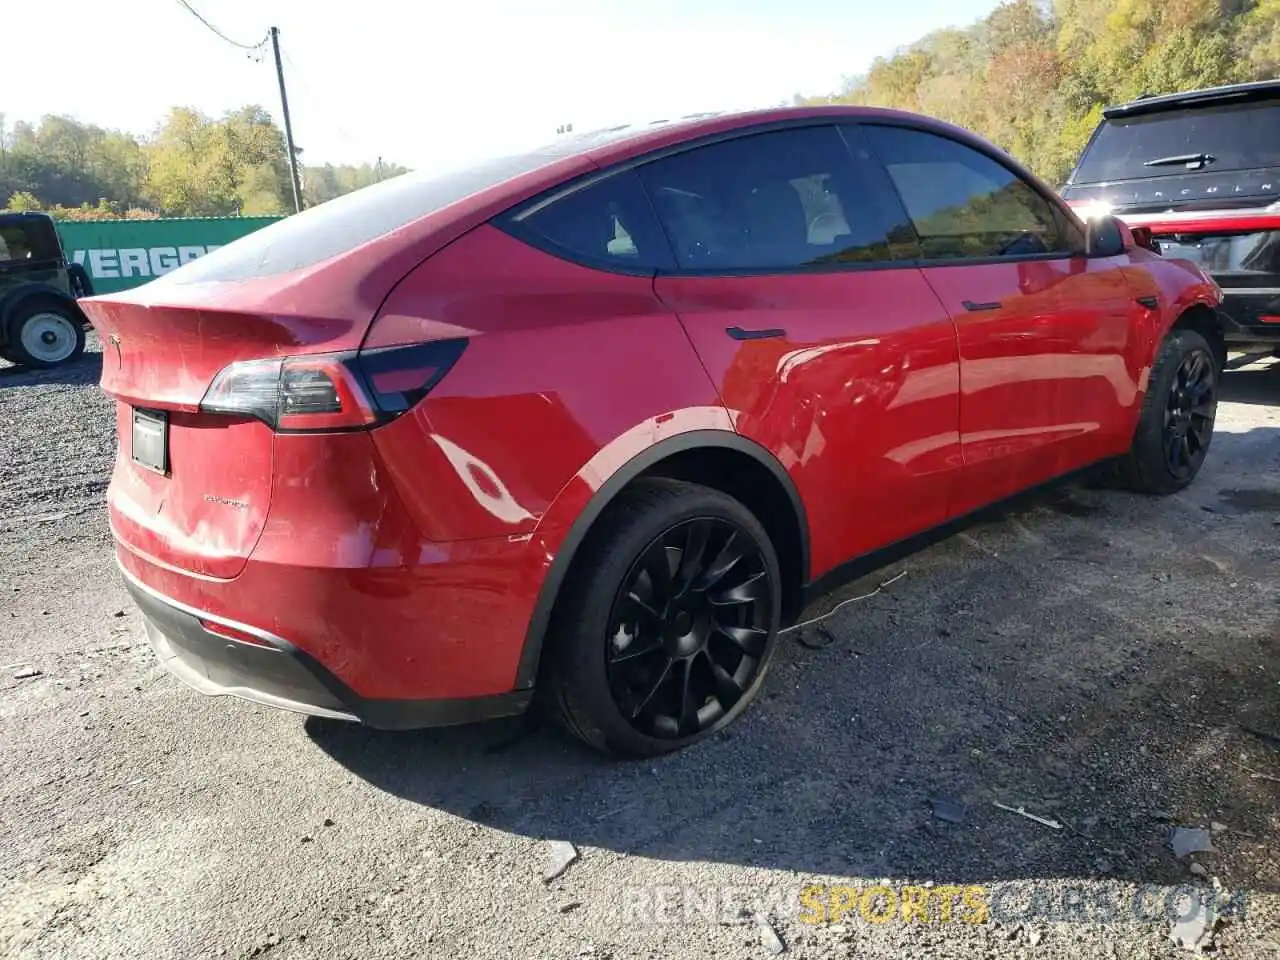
[1,337,1279,959]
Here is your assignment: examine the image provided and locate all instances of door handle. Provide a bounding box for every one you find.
[961,300,1003,312]
[726,326,786,340]
[1135,295,1159,309]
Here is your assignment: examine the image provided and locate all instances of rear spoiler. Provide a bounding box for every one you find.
[1102,80,1280,119]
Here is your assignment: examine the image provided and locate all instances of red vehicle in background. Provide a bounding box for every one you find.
[86,105,1222,757]
[1061,80,1280,354]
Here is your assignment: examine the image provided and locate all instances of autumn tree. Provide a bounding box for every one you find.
[1,110,403,217]
[805,0,1270,185]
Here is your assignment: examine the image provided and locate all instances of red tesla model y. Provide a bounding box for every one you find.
[86,106,1223,756]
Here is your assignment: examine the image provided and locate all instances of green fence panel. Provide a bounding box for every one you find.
[54,216,284,295]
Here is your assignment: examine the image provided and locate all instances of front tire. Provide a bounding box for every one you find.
[1116,327,1217,494]
[542,478,782,757]
[6,298,86,369]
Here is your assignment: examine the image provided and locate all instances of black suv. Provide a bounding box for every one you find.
[1061,80,1280,349]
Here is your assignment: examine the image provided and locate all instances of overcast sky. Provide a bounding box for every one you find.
[8,0,1002,176]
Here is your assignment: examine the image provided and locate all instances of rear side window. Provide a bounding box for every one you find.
[635,125,906,271]
[503,169,676,271]
[1073,101,1280,184]
[864,125,1082,261]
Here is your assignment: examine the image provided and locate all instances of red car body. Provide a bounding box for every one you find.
[85,106,1223,736]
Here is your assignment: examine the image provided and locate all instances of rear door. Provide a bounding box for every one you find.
[641,125,962,577]
[859,123,1139,515]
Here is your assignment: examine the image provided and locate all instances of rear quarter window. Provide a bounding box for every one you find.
[501,169,677,272]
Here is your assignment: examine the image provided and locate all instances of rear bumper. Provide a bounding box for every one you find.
[122,565,533,729]
[1218,295,1280,344]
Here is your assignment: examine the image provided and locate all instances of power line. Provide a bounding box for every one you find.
[173,0,268,51]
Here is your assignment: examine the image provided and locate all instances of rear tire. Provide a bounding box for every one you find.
[541,478,782,757]
[1115,327,1217,494]
[6,298,86,369]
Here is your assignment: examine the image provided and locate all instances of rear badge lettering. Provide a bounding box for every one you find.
[204,494,249,510]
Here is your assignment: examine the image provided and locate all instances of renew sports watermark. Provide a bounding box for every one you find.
[616,881,1248,927]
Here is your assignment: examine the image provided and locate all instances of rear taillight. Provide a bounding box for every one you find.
[199,340,467,432]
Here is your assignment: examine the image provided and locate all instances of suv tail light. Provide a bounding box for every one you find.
[1129,225,1160,253]
[200,339,467,432]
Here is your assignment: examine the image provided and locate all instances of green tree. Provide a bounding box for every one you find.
[302,160,408,207]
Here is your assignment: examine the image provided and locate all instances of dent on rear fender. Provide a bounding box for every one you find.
[252,432,423,570]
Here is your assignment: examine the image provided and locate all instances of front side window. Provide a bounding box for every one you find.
[863,125,1083,261]
[635,125,904,271]
[505,169,673,271]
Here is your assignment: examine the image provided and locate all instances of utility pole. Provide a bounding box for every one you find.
[270,26,304,213]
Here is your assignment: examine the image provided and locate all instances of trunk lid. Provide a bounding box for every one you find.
[87,273,378,580]
[86,274,373,409]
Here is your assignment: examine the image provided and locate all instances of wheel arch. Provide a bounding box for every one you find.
[1170,302,1226,372]
[515,430,809,689]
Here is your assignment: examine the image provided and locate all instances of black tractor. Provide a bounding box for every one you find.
[0,212,92,368]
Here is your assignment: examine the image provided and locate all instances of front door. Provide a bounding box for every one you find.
[638,125,963,578]
[859,123,1137,515]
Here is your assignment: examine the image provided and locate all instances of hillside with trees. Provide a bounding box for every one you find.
[0,106,406,220]
[801,0,1280,185]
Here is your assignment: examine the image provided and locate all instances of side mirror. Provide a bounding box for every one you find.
[1085,215,1127,258]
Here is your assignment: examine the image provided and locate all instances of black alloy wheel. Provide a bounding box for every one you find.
[1163,347,1215,482]
[542,478,781,757]
[605,517,773,739]
[1115,327,1218,495]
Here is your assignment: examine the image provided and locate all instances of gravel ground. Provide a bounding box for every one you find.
[2,335,1279,959]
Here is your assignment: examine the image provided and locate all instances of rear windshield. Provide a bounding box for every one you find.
[1073,100,1280,184]
[151,153,566,284]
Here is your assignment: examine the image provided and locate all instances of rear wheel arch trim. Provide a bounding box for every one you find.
[1170,301,1226,369]
[514,430,809,689]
